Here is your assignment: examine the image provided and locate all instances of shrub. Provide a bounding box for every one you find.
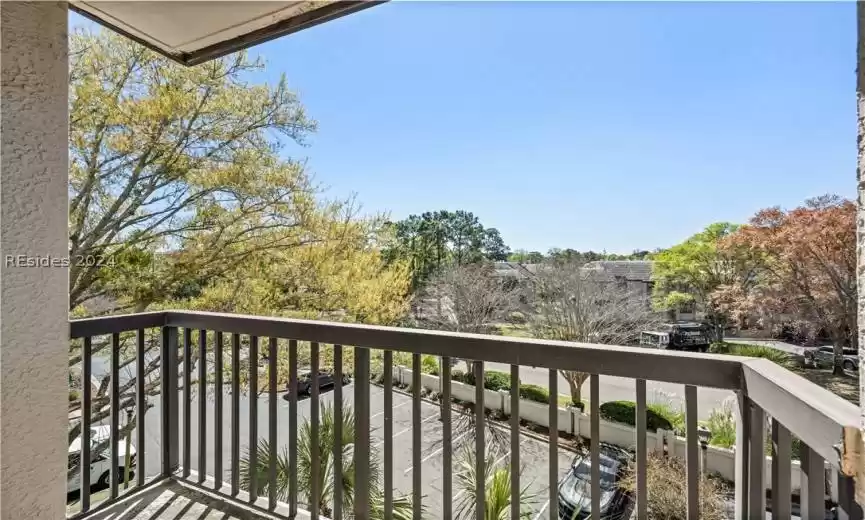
[620,453,727,520]
[450,369,513,391]
[69,390,80,402]
[483,370,511,391]
[706,400,804,461]
[519,384,550,404]
[421,355,439,375]
[452,370,470,384]
[710,342,793,368]
[599,401,674,432]
[648,402,685,435]
[705,403,736,449]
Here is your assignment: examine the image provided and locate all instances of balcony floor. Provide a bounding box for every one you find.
[82,479,301,520]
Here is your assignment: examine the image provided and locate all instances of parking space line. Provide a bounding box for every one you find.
[533,500,550,520]
[373,412,439,449]
[403,430,471,475]
[371,398,410,420]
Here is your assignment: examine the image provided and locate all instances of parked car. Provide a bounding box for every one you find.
[804,346,859,371]
[67,425,136,493]
[282,369,351,399]
[640,321,710,352]
[557,445,633,519]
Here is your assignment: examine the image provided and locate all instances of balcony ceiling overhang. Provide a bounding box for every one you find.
[70,1,383,66]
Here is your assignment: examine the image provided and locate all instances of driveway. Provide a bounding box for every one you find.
[483,362,733,420]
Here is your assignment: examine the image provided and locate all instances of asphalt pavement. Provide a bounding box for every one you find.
[124,384,573,519]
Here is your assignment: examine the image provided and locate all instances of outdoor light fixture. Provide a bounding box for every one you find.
[697,425,712,446]
[697,425,712,475]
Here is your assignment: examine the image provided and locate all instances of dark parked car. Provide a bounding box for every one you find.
[282,369,351,399]
[557,445,633,520]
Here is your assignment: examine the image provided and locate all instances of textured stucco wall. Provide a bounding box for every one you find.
[857,0,865,505]
[0,2,69,518]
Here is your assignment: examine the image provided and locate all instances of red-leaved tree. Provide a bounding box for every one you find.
[724,195,856,374]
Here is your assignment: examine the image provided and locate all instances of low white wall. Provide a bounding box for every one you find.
[394,367,834,501]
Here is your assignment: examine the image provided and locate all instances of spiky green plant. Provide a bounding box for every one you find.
[241,401,421,518]
[453,445,537,520]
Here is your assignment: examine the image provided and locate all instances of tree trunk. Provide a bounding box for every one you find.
[833,343,846,376]
[569,379,582,406]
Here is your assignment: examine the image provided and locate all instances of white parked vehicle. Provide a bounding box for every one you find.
[67,425,136,493]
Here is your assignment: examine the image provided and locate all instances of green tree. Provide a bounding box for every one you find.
[69,29,328,313]
[481,228,510,261]
[385,211,511,285]
[66,29,411,469]
[241,402,419,519]
[652,222,759,340]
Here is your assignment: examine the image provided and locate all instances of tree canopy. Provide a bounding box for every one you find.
[651,222,759,339]
[384,210,510,287]
[725,195,856,373]
[67,30,411,460]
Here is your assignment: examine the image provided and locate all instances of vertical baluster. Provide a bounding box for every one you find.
[268,338,278,511]
[441,356,452,520]
[183,328,192,478]
[734,393,751,519]
[310,342,320,519]
[161,327,179,477]
[635,379,647,520]
[412,353,422,520]
[289,339,299,516]
[333,344,343,520]
[685,385,699,520]
[198,330,207,482]
[354,347,371,519]
[836,470,863,520]
[81,336,92,512]
[385,351,395,520]
[214,332,223,490]
[548,369,558,520]
[136,330,146,488]
[249,335,259,504]
[475,360,485,520]
[231,333,240,496]
[510,365,520,520]
[110,332,120,499]
[590,374,600,520]
[770,419,792,520]
[749,402,765,517]
[800,445,825,520]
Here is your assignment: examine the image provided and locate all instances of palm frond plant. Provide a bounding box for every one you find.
[453,444,538,520]
[240,400,422,519]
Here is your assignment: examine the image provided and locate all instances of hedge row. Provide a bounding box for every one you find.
[599,400,674,432]
[451,369,513,392]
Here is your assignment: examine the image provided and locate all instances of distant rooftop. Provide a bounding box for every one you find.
[582,260,653,282]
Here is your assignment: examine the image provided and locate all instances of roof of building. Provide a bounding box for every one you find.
[581,260,653,282]
[492,262,540,279]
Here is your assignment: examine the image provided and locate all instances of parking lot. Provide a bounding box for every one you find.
[125,383,574,519]
[364,386,574,519]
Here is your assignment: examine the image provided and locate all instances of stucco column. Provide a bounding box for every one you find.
[0,2,69,518]
[857,0,865,507]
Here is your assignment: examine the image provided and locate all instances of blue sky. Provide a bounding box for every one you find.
[72,2,856,253]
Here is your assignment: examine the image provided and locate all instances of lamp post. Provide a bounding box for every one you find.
[697,425,712,476]
[124,405,134,489]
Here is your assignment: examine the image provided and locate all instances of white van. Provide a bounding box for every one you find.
[67,425,136,493]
